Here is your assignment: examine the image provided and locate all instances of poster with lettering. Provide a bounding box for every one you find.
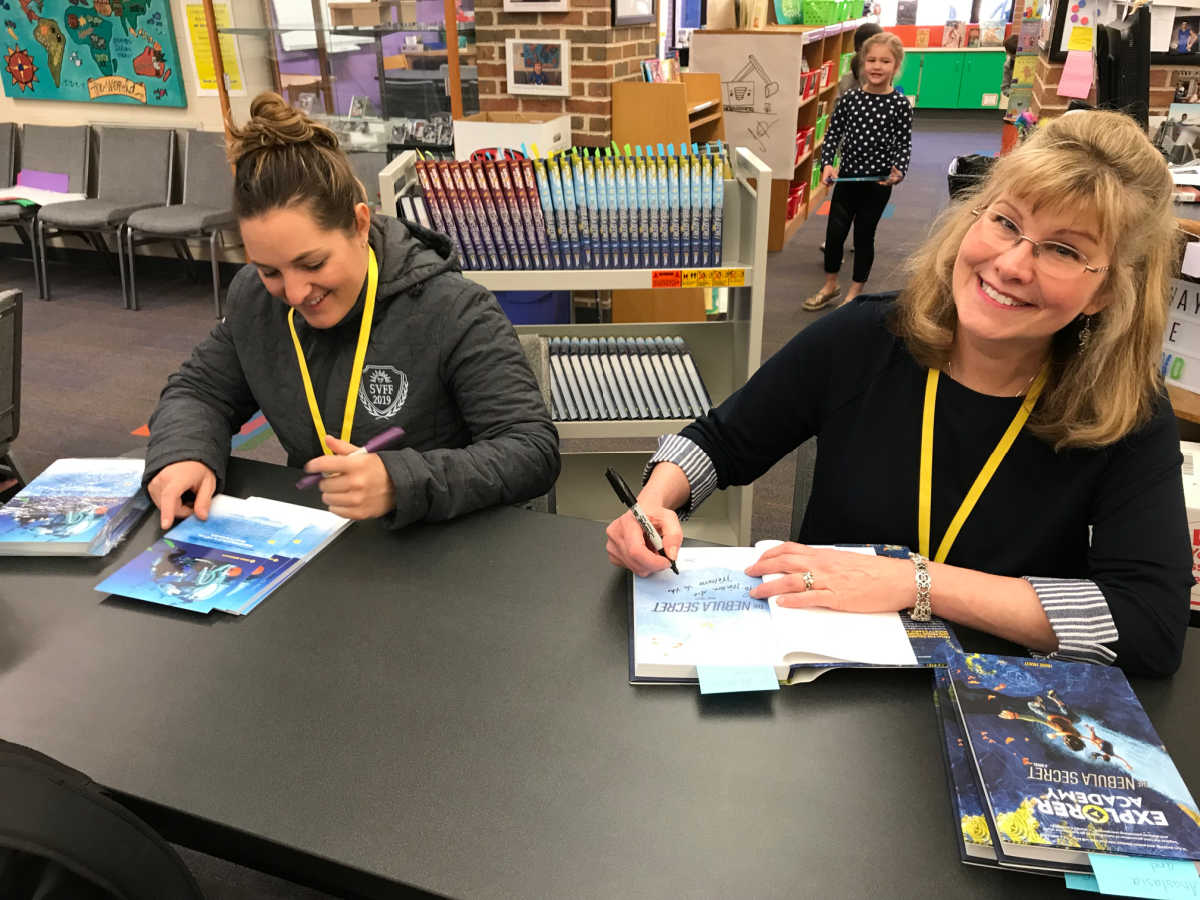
[1,0,186,107]
[946,652,1200,869]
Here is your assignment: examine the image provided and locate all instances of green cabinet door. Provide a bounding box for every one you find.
[916,52,965,108]
[896,51,922,98]
[957,50,1006,108]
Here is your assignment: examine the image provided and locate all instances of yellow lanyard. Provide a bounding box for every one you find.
[918,363,1049,563]
[287,247,379,456]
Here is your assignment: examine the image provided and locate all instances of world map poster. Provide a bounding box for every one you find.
[1,0,186,106]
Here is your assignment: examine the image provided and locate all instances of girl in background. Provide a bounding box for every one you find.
[804,32,913,310]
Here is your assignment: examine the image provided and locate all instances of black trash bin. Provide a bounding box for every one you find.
[947,154,996,199]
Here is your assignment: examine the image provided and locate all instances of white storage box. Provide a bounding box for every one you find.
[1182,440,1200,611]
[453,112,571,161]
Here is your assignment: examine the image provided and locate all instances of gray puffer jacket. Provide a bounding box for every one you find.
[145,215,560,528]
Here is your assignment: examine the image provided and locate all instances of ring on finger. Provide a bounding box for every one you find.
[802,570,815,592]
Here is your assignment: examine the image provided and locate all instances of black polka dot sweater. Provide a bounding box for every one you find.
[818,88,913,179]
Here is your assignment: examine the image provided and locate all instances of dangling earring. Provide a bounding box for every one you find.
[1078,315,1092,352]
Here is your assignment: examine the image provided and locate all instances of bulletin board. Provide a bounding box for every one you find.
[1,0,187,107]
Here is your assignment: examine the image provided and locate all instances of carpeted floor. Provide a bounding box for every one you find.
[1,109,999,898]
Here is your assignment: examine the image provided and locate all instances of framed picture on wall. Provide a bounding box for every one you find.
[613,0,656,26]
[503,0,569,11]
[505,38,572,96]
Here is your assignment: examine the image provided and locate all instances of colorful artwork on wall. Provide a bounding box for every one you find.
[1,0,186,107]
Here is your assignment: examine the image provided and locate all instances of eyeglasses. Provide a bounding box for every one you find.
[970,207,1110,279]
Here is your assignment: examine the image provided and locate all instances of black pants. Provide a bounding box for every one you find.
[823,180,892,284]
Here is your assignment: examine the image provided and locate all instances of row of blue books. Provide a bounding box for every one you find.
[413,142,727,272]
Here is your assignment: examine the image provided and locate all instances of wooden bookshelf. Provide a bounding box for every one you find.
[691,19,874,251]
[612,73,725,150]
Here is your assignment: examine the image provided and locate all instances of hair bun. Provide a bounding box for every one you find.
[227,91,339,164]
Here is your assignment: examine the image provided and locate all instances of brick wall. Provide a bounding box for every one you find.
[1031,55,1178,120]
[474,0,656,146]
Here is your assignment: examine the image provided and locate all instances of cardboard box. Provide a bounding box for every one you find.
[328,0,416,28]
[453,112,572,161]
[1182,440,1200,610]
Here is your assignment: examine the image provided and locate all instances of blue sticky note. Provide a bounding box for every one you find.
[696,665,779,694]
[1065,873,1100,893]
[1089,854,1200,900]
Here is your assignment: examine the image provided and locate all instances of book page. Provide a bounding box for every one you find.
[752,542,919,667]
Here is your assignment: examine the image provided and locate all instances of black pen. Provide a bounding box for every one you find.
[604,466,679,575]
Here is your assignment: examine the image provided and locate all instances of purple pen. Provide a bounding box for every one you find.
[295,426,407,490]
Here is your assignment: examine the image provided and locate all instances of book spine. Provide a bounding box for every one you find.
[699,152,713,268]
[426,160,478,271]
[520,159,553,270]
[679,150,692,268]
[645,148,660,268]
[582,152,604,269]
[570,152,593,268]
[546,157,573,268]
[555,155,582,269]
[711,145,724,267]
[655,149,669,267]
[633,153,648,269]
[589,153,609,269]
[612,153,629,268]
[413,160,453,258]
[498,159,539,270]
[468,160,513,270]
[486,159,531,270]
[690,148,703,268]
[531,158,561,269]
[666,151,681,268]
[447,161,498,271]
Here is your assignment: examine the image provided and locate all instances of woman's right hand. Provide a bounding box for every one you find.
[147,460,217,529]
[822,164,837,185]
[606,502,683,577]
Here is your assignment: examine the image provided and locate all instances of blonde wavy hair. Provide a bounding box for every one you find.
[859,32,904,76]
[892,109,1181,449]
[226,91,366,233]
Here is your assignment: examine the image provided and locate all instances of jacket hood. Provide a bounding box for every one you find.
[370,214,460,297]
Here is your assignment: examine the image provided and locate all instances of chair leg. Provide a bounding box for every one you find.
[36,218,50,301]
[126,226,139,311]
[209,230,222,318]
[30,217,42,300]
[115,228,129,310]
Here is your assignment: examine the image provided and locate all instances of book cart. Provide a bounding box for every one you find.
[378,147,772,545]
[691,20,874,251]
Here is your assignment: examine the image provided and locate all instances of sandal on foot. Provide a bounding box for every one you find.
[802,287,840,311]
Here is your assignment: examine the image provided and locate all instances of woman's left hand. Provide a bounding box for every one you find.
[304,435,396,520]
[744,543,916,613]
[878,166,903,186]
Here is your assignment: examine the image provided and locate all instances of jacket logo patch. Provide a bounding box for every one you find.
[358,365,409,419]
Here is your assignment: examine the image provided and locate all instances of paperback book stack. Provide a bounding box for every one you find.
[0,458,150,557]
[936,651,1200,878]
[411,142,728,271]
[548,335,713,421]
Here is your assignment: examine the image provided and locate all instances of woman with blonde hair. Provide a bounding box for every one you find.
[145,92,560,527]
[606,109,1191,676]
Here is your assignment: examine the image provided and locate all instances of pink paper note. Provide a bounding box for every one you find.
[16,169,69,192]
[1057,49,1094,100]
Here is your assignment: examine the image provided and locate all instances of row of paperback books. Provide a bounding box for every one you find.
[412,142,728,272]
[936,651,1200,878]
[549,335,712,422]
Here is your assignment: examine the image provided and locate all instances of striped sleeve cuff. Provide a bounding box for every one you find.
[1024,576,1118,666]
[643,433,718,520]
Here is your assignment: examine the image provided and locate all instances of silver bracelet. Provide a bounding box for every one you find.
[909,553,932,622]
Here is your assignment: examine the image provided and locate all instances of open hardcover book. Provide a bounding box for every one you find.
[0,458,151,557]
[629,542,961,684]
[95,495,349,615]
[944,652,1200,872]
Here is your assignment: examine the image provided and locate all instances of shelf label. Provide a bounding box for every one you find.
[682,268,746,288]
[651,270,682,288]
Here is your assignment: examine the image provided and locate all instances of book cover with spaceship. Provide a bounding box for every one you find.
[2,0,185,107]
[946,652,1200,869]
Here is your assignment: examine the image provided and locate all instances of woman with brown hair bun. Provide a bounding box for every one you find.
[144,92,560,526]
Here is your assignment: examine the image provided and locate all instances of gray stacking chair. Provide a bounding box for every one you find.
[37,126,173,306]
[9,124,90,299]
[0,124,39,297]
[0,289,22,500]
[124,130,235,317]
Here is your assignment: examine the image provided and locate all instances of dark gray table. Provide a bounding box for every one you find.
[0,458,1195,899]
